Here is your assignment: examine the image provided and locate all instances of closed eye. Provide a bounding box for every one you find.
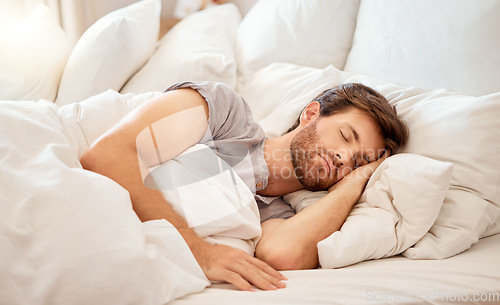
[340,130,348,142]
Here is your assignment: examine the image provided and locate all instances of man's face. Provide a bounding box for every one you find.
[290,107,386,191]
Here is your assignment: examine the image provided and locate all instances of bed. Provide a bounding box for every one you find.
[1,0,499,304]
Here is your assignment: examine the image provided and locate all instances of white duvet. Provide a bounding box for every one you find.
[0,93,212,305]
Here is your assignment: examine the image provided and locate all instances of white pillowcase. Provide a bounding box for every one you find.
[236,63,338,122]
[343,73,500,259]
[121,4,241,94]
[344,0,500,96]
[0,5,69,102]
[285,154,452,269]
[55,0,160,106]
[236,63,346,138]
[235,0,360,78]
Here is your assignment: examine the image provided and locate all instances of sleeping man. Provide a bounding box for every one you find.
[80,81,408,292]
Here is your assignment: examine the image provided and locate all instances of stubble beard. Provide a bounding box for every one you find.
[290,120,337,191]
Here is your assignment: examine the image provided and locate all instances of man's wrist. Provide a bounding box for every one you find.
[184,232,210,257]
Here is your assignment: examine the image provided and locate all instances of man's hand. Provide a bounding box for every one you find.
[193,241,287,291]
[255,151,391,271]
[328,150,388,193]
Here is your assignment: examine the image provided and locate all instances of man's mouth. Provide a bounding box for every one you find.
[319,154,332,176]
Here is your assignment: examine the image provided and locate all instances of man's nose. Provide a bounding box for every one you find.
[334,151,354,170]
[334,153,345,168]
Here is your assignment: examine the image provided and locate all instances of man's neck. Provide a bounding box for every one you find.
[258,134,304,197]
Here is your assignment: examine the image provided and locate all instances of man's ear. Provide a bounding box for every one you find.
[299,101,321,127]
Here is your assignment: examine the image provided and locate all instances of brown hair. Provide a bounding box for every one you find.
[286,83,409,153]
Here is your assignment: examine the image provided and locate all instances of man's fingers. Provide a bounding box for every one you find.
[229,259,286,291]
[245,257,287,289]
[363,150,389,174]
[219,269,255,292]
[199,244,287,292]
[376,149,390,163]
[248,255,288,281]
[254,268,287,289]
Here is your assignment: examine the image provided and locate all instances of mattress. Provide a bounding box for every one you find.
[171,234,500,305]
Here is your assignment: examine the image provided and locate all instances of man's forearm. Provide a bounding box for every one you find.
[256,154,386,271]
[255,176,366,270]
[129,185,207,251]
[80,140,207,251]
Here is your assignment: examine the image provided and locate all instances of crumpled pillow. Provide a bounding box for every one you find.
[284,154,452,268]
[121,3,241,94]
[56,0,160,106]
[236,0,360,77]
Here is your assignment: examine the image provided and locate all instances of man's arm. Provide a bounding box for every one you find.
[80,89,286,291]
[255,156,386,270]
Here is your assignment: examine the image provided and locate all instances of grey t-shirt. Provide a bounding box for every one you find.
[165,81,295,222]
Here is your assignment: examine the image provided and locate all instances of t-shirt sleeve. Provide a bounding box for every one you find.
[164,81,268,194]
[164,81,264,143]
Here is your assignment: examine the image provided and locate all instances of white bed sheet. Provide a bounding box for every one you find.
[170,234,500,305]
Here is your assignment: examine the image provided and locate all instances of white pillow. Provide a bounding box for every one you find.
[121,4,241,94]
[236,63,335,122]
[55,0,160,106]
[342,73,500,259]
[235,0,360,78]
[250,64,347,138]
[289,154,452,269]
[344,0,500,96]
[0,4,69,102]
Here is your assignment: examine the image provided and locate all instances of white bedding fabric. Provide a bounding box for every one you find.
[55,0,160,106]
[284,154,453,269]
[121,2,241,94]
[1,0,500,304]
[1,89,266,304]
[0,4,69,102]
[236,0,360,76]
[344,0,500,96]
[0,97,210,304]
[241,62,500,260]
[145,144,261,255]
[2,83,497,304]
[169,234,500,305]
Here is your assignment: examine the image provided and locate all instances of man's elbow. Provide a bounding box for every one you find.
[256,241,318,271]
[80,141,112,172]
[80,146,100,172]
